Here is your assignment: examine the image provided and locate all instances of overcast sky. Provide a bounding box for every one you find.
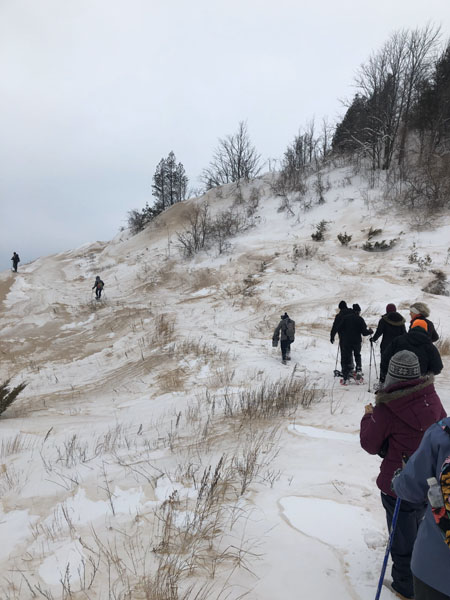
[1,0,449,272]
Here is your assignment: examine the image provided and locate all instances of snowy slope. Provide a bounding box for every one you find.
[0,165,449,599]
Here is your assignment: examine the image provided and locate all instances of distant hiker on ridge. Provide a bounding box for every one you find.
[409,302,439,342]
[92,275,105,300]
[337,303,373,384]
[11,252,20,273]
[272,312,295,365]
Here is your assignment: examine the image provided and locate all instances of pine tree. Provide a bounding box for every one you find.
[152,151,188,214]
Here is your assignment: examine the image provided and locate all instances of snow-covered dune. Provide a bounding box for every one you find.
[0,166,448,599]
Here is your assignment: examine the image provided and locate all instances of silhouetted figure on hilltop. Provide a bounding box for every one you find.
[11,252,20,273]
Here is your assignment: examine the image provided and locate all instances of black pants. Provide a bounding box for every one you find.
[12,263,18,272]
[340,340,361,378]
[414,576,450,600]
[280,339,291,360]
[96,288,102,298]
[381,493,427,599]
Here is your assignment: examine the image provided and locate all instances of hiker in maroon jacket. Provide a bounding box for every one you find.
[360,350,446,600]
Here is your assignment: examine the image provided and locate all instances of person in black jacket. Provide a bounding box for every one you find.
[92,275,105,299]
[330,300,354,377]
[11,252,20,272]
[409,302,439,343]
[371,304,407,352]
[337,303,373,382]
[380,320,443,383]
[272,312,295,365]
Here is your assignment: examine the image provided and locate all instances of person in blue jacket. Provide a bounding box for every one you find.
[393,416,450,599]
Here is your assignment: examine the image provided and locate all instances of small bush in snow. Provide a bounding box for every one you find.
[176,202,250,257]
[337,232,352,246]
[422,270,448,296]
[368,227,382,239]
[408,243,432,271]
[362,239,397,252]
[0,380,27,417]
[311,220,328,241]
[246,188,261,217]
[313,171,330,204]
[292,244,318,262]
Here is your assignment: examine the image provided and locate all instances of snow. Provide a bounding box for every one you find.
[0,166,449,598]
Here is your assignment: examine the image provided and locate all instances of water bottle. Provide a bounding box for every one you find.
[427,477,444,508]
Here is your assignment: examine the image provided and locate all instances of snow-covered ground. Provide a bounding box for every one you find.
[1,166,449,599]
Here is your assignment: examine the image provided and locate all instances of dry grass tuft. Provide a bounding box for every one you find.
[226,368,320,420]
[437,336,450,356]
[153,314,176,345]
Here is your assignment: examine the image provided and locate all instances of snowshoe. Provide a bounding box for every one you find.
[340,378,349,386]
[334,369,343,378]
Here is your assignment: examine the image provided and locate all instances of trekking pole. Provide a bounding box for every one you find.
[368,340,373,392]
[372,342,379,380]
[333,344,340,377]
[374,496,401,600]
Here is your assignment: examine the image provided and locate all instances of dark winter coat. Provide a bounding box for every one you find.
[337,311,372,344]
[393,417,450,596]
[360,377,446,496]
[371,312,406,353]
[92,279,105,290]
[273,317,295,343]
[11,253,20,265]
[409,315,439,343]
[381,328,443,379]
[330,307,353,343]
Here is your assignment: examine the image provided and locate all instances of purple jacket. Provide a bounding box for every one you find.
[360,377,446,496]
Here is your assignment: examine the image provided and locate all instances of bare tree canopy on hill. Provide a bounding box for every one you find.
[202,121,261,189]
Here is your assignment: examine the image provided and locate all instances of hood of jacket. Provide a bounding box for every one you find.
[403,327,430,348]
[382,312,406,326]
[375,376,441,431]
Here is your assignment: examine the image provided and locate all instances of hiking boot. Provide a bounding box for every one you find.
[384,581,414,600]
[282,359,287,365]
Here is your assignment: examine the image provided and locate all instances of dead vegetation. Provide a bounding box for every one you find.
[1,365,320,599]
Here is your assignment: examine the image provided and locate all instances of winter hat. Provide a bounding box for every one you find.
[385,350,421,388]
[281,312,289,320]
[352,303,361,312]
[386,303,396,313]
[338,300,347,310]
[411,319,428,332]
[409,302,430,318]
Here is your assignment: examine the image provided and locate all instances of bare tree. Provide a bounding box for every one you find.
[202,121,261,189]
[397,25,441,170]
[339,25,440,171]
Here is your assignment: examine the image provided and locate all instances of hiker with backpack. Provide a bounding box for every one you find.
[360,350,447,600]
[92,275,105,299]
[336,303,373,384]
[392,417,450,599]
[272,312,295,365]
[11,252,20,273]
